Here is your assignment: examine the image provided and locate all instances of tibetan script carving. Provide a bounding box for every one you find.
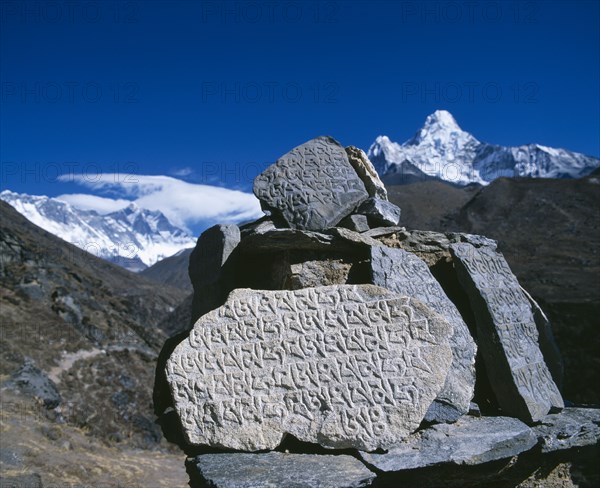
[253,137,369,231]
[166,285,453,451]
[370,246,476,419]
[450,244,563,422]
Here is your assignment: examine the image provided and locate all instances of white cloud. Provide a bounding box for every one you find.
[56,193,131,214]
[170,167,194,177]
[57,173,263,230]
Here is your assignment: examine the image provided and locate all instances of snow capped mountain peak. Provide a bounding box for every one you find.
[367,111,600,186]
[0,190,196,271]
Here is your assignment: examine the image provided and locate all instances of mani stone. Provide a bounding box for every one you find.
[450,243,564,422]
[360,415,536,471]
[166,285,453,451]
[188,452,376,488]
[189,224,240,322]
[357,198,401,227]
[532,408,600,453]
[253,136,369,231]
[345,145,388,200]
[370,246,477,421]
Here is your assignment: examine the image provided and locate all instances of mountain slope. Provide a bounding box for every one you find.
[0,190,196,271]
[140,247,194,292]
[368,110,600,186]
[0,199,188,454]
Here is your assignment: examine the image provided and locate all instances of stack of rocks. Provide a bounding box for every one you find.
[159,137,599,487]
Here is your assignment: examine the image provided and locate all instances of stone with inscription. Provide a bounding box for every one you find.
[345,145,388,200]
[450,243,563,422]
[360,415,536,471]
[166,285,453,451]
[357,198,401,227]
[253,137,369,231]
[370,246,476,422]
[188,452,376,488]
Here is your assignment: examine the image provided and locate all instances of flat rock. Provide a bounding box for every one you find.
[360,415,536,471]
[4,359,61,408]
[533,407,600,453]
[370,246,476,421]
[450,243,563,422]
[188,452,376,488]
[346,146,388,200]
[357,198,401,227]
[253,136,369,231]
[167,285,453,451]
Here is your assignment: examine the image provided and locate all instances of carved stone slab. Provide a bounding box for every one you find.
[253,137,369,231]
[450,244,563,422]
[166,285,453,451]
[370,246,476,421]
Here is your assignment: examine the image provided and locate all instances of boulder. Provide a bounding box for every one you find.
[450,243,563,422]
[338,214,370,233]
[253,136,369,231]
[187,452,376,488]
[533,407,600,453]
[166,285,453,451]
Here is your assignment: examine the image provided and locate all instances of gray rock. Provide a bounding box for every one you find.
[360,415,537,471]
[370,246,476,421]
[188,452,376,488]
[346,146,388,200]
[3,359,61,408]
[450,243,563,422]
[253,136,369,231]
[521,286,564,390]
[338,214,370,233]
[533,408,600,453]
[357,198,401,227]
[391,230,497,255]
[284,259,353,290]
[363,226,405,239]
[167,285,453,451]
[0,473,43,488]
[189,224,240,321]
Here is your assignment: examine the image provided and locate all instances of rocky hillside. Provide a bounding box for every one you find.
[140,247,194,292]
[0,200,189,486]
[388,175,600,404]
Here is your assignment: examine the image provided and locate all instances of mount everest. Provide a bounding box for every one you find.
[0,190,196,271]
[368,110,600,186]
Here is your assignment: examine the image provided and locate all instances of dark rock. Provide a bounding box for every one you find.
[189,224,240,323]
[187,452,375,488]
[283,258,353,289]
[533,407,600,453]
[346,145,388,200]
[338,214,370,233]
[253,136,369,231]
[357,198,401,227]
[450,243,563,422]
[4,359,61,409]
[370,246,476,420]
[360,415,536,471]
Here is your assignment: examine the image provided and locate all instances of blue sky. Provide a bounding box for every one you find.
[1,0,599,235]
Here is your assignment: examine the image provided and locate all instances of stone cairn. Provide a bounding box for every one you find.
[160,136,599,487]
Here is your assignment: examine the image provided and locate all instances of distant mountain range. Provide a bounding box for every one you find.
[368,110,600,186]
[0,190,196,271]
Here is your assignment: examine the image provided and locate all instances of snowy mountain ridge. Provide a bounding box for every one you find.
[0,190,196,271]
[368,110,600,186]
